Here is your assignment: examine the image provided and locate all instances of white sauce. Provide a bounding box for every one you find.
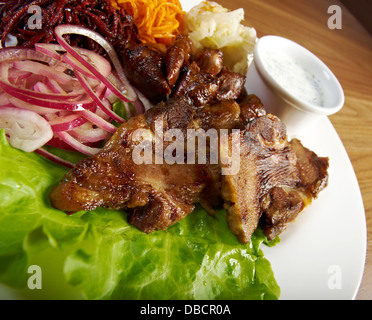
[262,50,324,106]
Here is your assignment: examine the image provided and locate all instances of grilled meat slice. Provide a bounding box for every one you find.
[172,62,246,107]
[197,100,242,131]
[122,35,247,106]
[172,61,220,107]
[290,138,329,197]
[49,95,265,231]
[215,67,246,101]
[121,44,171,104]
[194,48,224,76]
[220,114,299,244]
[260,186,306,240]
[190,96,269,214]
[260,139,329,240]
[195,94,266,132]
[239,93,267,123]
[165,35,193,89]
[50,92,329,243]
[220,114,329,244]
[49,97,217,232]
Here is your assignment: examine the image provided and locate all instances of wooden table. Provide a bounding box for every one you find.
[216,0,372,299]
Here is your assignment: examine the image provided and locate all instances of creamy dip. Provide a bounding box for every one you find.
[262,50,324,107]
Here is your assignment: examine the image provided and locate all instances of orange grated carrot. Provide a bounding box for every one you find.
[111,0,185,46]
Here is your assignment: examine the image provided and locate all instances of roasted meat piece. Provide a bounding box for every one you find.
[172,63,246,107]
[221,114,298,243]
[195,94,266,132]
[260,139,329,240]
[172,61,220,107]
[220,114,329,243]
[194,48,224,76]
[238,92,267,123]
[215,67,246,101]
[121,44,171,104]
[49,97,218,232]
[121,35,246,105]
[260,186,306,240]
[50,94,329,243]
[197,100,242,131]
[164,35,193,89]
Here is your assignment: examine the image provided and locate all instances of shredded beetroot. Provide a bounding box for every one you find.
[0,0,139,53]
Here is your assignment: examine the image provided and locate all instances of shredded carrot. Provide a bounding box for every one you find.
[111,0,185,45]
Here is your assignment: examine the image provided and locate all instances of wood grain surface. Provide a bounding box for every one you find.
[216,0,372,300]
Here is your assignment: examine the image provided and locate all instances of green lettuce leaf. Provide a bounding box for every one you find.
[0,130,280,300]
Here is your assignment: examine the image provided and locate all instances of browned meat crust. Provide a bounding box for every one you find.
[194,48,224,76]
[260,139,329,240]
[220,114,329,243]
[121,35,246,106]
[50,94,329,243]
[50,97,219,232]
[221,114,298,243]
[165,35,193,89]
[121,44,171,104]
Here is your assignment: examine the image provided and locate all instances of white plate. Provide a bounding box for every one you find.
[0,0,366,301]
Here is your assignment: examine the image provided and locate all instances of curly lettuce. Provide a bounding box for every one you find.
[0,130,280,300]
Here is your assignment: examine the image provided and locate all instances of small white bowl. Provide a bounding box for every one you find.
[246,35,344,136]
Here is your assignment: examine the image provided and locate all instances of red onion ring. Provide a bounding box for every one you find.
[0,25,148,167]
[54,25,136,103]
[35,148,75,169]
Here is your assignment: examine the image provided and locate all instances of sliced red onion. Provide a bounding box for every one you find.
[34,81,52,93]
[0,59,81,100]
[8,68,32,82]
[0,92,11,105]
[13,60,73,84]
[35,148,75,168]
[63,53,97,79]
[69,122,110,143]
[57,131,101,156]
[103,87,118,104]
[54,25,137,102]
[48,113,87,132]
[74,70,124,123]
[134,88,153,112]
[77,109,117,134]
[0,47,55,65]
[1,84,96,111]
[63,51,112,79]
[46,78,66,94]
[95,100,111,121]
[46,135,76,151]
[9,96,61,114]
[0,41,131,159]
[34,43,64,60]
[0,106,53,152]
[0,78,82,100]
[35,43,112,79]
[106,73,142,116]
